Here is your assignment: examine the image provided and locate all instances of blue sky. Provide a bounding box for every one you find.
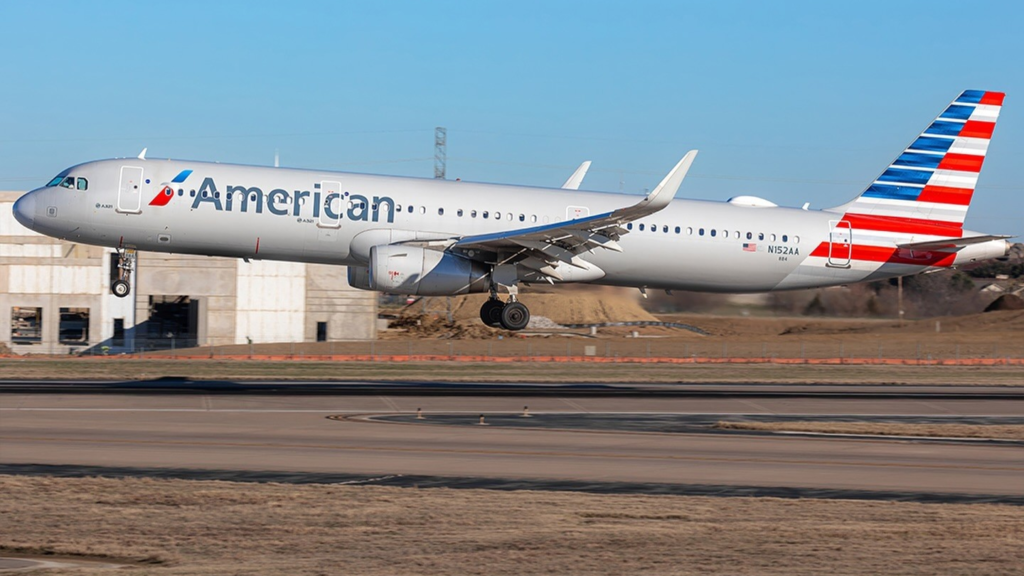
[2,1,1021,237]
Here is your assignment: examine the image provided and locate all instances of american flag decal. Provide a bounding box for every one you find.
[743,243,756,252]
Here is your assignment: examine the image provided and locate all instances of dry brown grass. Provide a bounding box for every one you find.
[2,475,1024,576]
[2,358,1024,385]
[715,421,1024,440]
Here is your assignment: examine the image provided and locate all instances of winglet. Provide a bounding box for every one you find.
[562,161,592,190]
[137,147,148,160]
[642,150,697,211]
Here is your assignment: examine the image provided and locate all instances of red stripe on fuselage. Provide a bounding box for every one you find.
[843,214,963,237]
[917,185,974,205]
[937,153,985,173]
[959,120,995,139]
[810,242,957,267]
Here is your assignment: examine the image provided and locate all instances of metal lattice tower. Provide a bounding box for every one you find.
[434,127,447,179]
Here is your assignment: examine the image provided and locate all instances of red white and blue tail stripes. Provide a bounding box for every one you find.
[843,90,1003,235]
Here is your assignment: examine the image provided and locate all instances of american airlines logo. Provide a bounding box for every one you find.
[148,169,193,207]
[151,172,396,224]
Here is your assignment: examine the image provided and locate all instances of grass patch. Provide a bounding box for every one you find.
[2,475,1024,575]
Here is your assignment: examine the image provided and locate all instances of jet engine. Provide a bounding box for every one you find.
[366,245,489,295]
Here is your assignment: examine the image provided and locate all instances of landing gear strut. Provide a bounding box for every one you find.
[111,248,135,298]
[478,292,531,331]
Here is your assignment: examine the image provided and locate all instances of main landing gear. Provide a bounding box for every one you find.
[111,248,135,298]
[479,294,531,331]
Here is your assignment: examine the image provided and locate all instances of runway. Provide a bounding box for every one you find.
[2,384,1023,503]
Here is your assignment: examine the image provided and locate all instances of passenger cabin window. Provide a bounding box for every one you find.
[457,209,464,217]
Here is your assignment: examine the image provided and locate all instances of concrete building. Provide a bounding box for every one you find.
[1,191,376,354]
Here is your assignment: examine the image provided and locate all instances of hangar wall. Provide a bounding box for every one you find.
[1,192,376,354]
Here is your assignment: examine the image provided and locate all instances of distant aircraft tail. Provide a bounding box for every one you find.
[832,90,1004,237]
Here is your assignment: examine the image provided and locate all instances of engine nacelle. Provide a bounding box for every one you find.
[369,245,489,295]
[347,265,373,291]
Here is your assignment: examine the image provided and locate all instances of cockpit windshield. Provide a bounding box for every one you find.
[47,175,87,190]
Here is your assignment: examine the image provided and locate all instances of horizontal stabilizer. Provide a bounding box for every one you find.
[898,234,1011,251]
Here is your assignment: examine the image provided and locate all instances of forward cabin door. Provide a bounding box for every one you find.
[117,166,144,214]
[828,219,852,267]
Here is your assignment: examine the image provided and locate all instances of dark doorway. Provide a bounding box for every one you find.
[316,321,328,342]
[144,295,199,349]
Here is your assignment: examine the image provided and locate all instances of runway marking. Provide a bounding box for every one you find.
[3,436,1022,473]
[378,395,401,412]
[560,398,590,413]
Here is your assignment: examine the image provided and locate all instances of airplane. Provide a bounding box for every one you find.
[12,90,1012,331]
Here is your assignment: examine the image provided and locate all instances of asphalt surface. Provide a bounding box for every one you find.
[3,378,1024,398]
[2,384,1022,503]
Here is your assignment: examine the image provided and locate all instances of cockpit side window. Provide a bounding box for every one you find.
[47,175,87,190]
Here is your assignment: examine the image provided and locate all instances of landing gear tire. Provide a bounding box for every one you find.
[500,301,530,331]
[480,299,505,327]
[111,279,131,298]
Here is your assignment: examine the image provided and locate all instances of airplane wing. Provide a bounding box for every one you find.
[898,234,1012,251]
[561,161,592,190]
[447,151,697,279]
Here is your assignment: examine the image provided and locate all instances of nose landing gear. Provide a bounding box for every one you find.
[111,248,136,298]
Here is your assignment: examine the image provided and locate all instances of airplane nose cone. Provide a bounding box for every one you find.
[12,192,37,229]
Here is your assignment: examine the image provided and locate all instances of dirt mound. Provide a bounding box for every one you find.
[406,289,658,325]
[985,294,1024,312]
[385,314,512,339]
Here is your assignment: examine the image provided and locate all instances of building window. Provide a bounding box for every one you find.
[113,318,125,346]
[316,321,327,342]
[59,307,89,344]
[11,307,43,345]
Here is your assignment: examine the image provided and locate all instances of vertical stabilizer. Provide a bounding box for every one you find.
[833,90,1004,236]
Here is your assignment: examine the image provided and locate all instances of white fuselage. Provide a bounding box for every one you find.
[12,158,1008,294]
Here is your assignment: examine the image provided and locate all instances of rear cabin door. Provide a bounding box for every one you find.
[828,219,852,267]
[117,165,144,214]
